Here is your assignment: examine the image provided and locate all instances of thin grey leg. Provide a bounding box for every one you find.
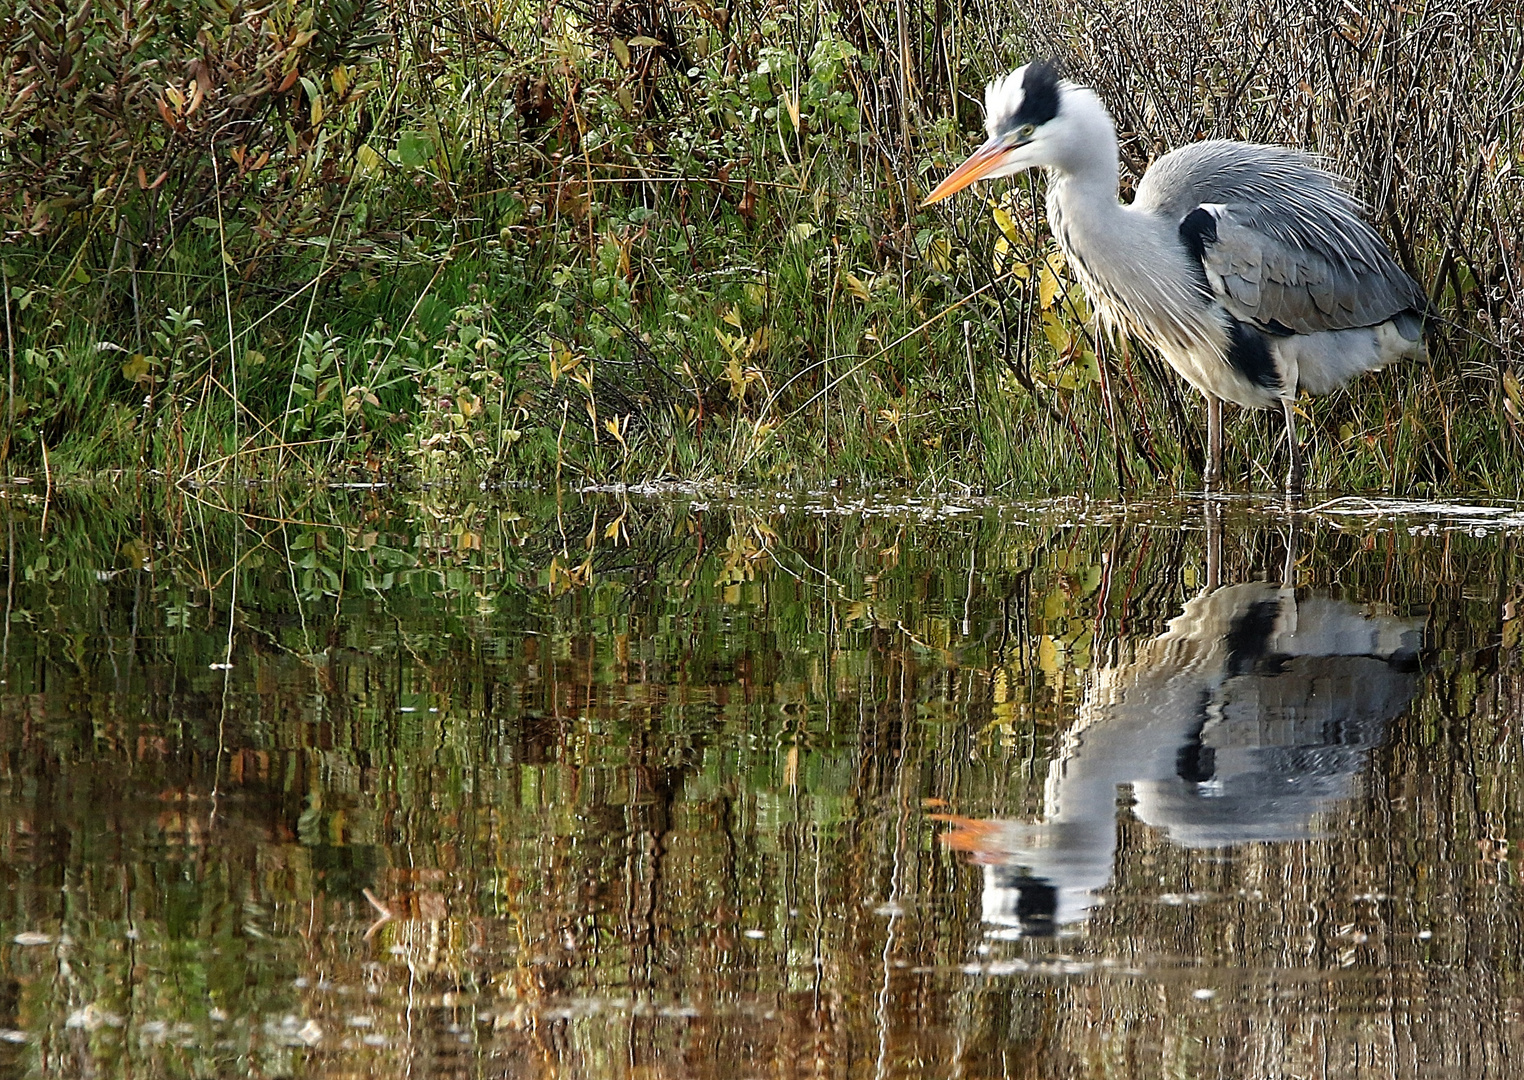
[1282,397,1303,495]
[1203,394,1223,491]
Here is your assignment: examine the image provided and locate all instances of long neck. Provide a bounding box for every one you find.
[1041,142,1217,354]
[1045,165,1128,265]
[1040,102,1125,251]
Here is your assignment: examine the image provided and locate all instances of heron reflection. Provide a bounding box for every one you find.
[944,576,1424,936]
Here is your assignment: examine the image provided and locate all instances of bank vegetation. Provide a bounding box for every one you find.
[1,0,1520,494]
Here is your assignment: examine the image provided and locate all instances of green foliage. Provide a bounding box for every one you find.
[0,0,1520,494]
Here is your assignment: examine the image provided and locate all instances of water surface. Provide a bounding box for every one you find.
[0,487,1519,1078]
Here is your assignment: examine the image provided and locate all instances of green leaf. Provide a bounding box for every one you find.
[397,129,435,169]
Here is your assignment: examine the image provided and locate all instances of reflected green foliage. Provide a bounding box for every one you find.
[0,488,1522,1077]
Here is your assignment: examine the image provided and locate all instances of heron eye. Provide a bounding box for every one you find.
[1016,123,1036,139]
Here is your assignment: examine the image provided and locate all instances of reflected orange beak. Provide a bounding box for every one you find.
[921,141,1021,206]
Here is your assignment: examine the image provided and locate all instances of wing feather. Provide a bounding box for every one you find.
[1135,140,1427,334]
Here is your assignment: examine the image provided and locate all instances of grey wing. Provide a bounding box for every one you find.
[1134,140,1428,334]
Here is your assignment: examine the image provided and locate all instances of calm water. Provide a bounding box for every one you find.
[0,487,1521,1079]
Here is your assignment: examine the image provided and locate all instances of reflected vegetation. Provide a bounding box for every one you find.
[0,486,1521,1078]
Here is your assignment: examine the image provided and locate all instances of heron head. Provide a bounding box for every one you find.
[922,60,1072,205]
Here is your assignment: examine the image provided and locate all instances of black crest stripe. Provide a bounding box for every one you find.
[1009,59,1062,130]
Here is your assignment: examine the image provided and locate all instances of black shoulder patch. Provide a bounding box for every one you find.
[1009,59,1062,130]
[1224,599,1280,675]
[1175,690,1217,783]
[1226,320,1280,392]
[1177,207,1217,298]
[1178,206,1217,264]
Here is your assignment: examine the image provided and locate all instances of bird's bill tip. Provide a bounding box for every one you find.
[920,143,1014,206]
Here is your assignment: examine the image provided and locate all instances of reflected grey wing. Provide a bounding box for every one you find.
[1135,140,1428,334]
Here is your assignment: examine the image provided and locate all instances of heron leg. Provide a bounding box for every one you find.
[1282,397,1303,495]
[1204,498,1222,592]
[1203,394,1223,491]
[1281,517,1299,588]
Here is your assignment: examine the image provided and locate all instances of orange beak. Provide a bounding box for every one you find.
[921,141,1021,206]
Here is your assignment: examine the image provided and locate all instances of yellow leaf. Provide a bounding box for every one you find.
[628,35,663,47]
[782,91,800,131]
[991,205,1022,245]
[356,144,384,174]
[1041,311,1069,353]
[120,538,153,569]
[924,235,951,272]
[355,143,384,173]
[1075,347,1100,386]
[121,354,152,386]
[610,38,631,66]
[299,77,323,126]
[1039,263,1061,310]
[604,415,631,452]
[549,340,578,382]
[1037,635,1060,674]
[725,355,746,398]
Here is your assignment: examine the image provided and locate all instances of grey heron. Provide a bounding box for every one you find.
[949,580,1425,934]
[923,61,1429,493]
